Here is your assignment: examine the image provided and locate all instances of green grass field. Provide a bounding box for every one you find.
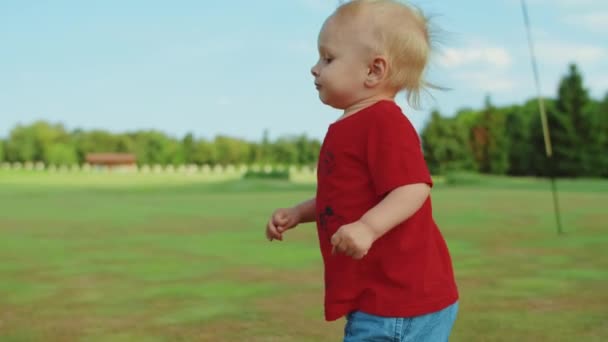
[0,170,607,341]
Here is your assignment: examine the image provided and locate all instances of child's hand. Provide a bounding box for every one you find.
[266,207,301,242]
[331,220,376,259]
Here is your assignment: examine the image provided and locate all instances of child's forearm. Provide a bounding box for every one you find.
[294,197,316,223]
[360,183,430,240]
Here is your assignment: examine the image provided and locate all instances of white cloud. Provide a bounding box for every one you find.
[536,41,607,66]
[452,71,516,92]
[438,46,512,69]
[565,12,608,33]
[522,0,606,8]
[553,0,604,7]
[433,41,516,94]
[519,0,608,33]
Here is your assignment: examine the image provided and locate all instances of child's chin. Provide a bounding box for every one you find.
[319,95,331,105]
[319,95,339,108]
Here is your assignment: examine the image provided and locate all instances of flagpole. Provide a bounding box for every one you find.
[520,0,564,234]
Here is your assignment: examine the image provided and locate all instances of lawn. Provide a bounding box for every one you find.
[0,170,606,341]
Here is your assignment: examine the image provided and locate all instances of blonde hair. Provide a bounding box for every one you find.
[333,0,435,108]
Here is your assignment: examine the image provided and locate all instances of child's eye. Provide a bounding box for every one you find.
[324,57,333,64]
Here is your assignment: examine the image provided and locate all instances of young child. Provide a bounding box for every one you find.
[265,1,459,340]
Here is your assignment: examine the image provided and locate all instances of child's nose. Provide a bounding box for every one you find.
[311,65,320,77]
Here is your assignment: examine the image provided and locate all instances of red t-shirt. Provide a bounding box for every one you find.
[315,100,458,321]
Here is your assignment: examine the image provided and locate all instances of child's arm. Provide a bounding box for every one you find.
[361,183,430,238]
[266,197,316,241]
[293,197,316,223]
[331,183,430,258]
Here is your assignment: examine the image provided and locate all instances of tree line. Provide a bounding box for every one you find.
[421,64,607,178]
[1,64,606,177]
[0,126,321,168]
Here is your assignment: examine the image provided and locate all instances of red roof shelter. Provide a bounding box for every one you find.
[85,153,137,167]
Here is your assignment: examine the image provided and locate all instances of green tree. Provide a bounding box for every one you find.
[453,108,480,170]
[505,102,534,176]
[261,129,270,164]
[469,97,509,174]
[5,121,70,163]
[132,130,178,165]
[529,99,573,177]
[214,136,250,165]
[115,134,135,153]
[272,137,299,165]
[182,133,195,164]
[295,135,320,165]
[46,143,78,165]
[0,140,4,162]
[589,93,608,177]
[530,64,591,177]
[421,110,473,174]
[554,64,592,175]
[191,139,217,165]
[166,140,185,166]
[247,142,262,165]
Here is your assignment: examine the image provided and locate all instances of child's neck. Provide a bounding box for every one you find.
[339,93,395,121]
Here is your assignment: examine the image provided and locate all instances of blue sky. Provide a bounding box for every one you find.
[1,0,606,141]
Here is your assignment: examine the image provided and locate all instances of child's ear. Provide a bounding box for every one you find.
[365,56,388,87]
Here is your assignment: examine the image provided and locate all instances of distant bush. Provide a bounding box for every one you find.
[445,172,484,186]
[242,169,289,180]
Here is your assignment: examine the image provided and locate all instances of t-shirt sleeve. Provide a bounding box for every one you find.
[366,111,432,197]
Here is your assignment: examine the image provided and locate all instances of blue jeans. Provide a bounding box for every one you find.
[343,302,458,342]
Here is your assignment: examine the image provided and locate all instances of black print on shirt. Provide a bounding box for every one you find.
[319,206,333,233]
[318,206,344,241]
[320,150,335,176]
